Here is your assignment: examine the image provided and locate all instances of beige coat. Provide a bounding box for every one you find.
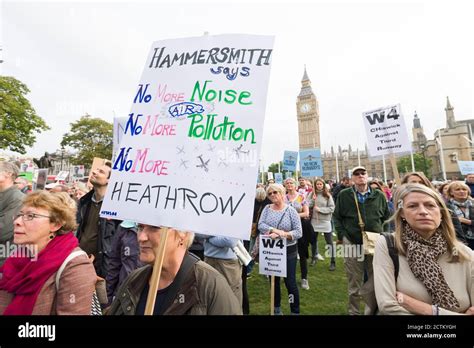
[374,237,474,315]
[0,248,97,315]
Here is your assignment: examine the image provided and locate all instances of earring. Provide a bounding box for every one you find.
[49,234,55,240]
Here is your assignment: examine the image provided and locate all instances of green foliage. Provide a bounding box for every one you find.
[267,161,282,173]
[61,115,113,167]
[0,76,50,153]
[397,153,432,178]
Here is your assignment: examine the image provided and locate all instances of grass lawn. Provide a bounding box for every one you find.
[247,234,349,315]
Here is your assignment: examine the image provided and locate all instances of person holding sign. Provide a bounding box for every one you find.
[106,224,241,315]
[374,184,474,315]
[258,183,302,315]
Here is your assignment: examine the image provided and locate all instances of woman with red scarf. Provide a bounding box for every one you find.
[0,191,97,315]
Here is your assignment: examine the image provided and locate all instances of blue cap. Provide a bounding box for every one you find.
[120,220,137,229]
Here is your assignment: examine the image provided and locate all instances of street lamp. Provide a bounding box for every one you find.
[420,143,428,176]
[435,129,447,181]
[60,146,65,171]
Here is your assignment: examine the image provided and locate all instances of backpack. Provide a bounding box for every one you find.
[360,232,399,315]
[56,250,102,315]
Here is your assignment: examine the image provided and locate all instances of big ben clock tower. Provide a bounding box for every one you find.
[296,67,321,150]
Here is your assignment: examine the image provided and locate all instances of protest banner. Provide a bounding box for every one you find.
[267,172,274,180]
[458,161,474,175]
[56,171,69,182]
[71,165,85,179]
[282,151,298,172]
[274,172,283,184]
[299,148,322,177]
[100,34,274,242]
[33,169,48,190]
[259,235,287,277]
[363,104,411,184]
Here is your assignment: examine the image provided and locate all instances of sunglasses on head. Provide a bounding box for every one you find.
[268,191,279,196]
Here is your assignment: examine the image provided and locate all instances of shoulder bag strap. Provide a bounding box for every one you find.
[352,190,365,232]
[56,250,88,290]
[158,252,200,315]
[276,207,289,229]
[382,233,399,280]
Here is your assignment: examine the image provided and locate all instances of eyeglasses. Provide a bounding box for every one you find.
[268,191,279,196]
[353,172,366,176]
[14,212,51,222]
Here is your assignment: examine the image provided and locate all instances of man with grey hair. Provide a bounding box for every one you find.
[0,162,25,266]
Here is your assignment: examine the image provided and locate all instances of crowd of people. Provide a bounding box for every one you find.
[0,158,473,315]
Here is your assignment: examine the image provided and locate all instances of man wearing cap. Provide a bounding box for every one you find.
[333,166,390,315]
[0,162,24,267]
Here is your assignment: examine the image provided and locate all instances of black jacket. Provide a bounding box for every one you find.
[76,189,121,278]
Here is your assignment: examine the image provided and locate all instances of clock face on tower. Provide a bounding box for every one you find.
[300,103,311,113]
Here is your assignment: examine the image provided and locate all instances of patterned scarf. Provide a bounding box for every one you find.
[401,223,459,310]
[451,199,472,219]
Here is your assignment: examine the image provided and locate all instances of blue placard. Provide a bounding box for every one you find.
[299,148,323,177]
[275,173,283,184]
[458,161,474,175]
[283,151,298,172]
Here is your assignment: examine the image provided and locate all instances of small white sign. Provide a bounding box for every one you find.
[458,161,474,175]
[267,172,274,180]
[56,171,69,181]
[259,235,287,277]
[363,104,412,157]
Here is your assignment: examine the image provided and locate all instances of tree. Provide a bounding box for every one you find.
[267,161,283,173]
[397,153,432,178]
[61,114,113,167]
[0,76,50,153]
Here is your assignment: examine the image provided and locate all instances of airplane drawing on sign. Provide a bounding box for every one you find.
[176,146,185,155]
[233,144,249,158]
[302,154,317,161]
[196,155,210,172]
[287,155,295,161]
[179,159,189,169]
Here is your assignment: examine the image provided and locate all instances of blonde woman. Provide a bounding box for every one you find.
[374,183,474,315]
[447,181,474,250]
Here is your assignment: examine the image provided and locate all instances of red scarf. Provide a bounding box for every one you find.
[0,232,78,315]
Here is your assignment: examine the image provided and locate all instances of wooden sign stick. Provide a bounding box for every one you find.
[144,227,169,315]
[389,154,401,186]
[270,275,275,315]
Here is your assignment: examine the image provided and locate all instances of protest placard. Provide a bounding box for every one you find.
[299,148,322,177]
[71,165,85,179]
[274,173,283,184]
[458,161,474,175]
[282,151,298,172]
[259,235,287,277]
[363,104,412,157]
[100,34,274,240]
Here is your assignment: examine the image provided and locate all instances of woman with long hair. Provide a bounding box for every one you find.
[374,184,474,315]
[307,178,336,271]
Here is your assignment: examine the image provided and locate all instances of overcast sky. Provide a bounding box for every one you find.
[1,0,473,168]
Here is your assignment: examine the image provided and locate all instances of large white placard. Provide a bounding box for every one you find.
[363,104,412,157]
[259,235,287,277]
[100,34,274,240]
